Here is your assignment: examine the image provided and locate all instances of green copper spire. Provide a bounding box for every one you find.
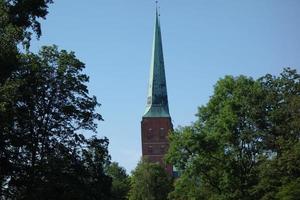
[143,8,170,118]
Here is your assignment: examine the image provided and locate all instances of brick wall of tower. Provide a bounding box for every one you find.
[141,117,173,176]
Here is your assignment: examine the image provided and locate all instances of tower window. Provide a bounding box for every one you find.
[159,128,165,139]
[147,128,153,139]
[148,145,153,154]
[160,145,165,153]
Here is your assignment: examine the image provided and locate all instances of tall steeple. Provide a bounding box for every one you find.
[143,7,170,118]
[141,6,173,176]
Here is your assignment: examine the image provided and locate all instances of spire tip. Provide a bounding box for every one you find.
[155,0,160,17]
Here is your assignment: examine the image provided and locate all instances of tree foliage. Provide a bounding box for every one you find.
[106,162,130,200]
[0,46,112,200]
[166,68,300,200]
[129,159,173,200]
[0,1,118,199]
[0,0,53,83]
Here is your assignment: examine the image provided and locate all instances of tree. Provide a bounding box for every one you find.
[166,68,300,200]
[0,0,53,83]
[0,45,112,200]
[106,162,130,200]
[0,1,115,199]
[253,68,300,199]
[129,159,173,200]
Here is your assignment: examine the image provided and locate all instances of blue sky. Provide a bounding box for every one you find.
[31,0,300,172]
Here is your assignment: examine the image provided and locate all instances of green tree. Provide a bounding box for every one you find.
[166,68,300,200]
[129,160,173,200]
[0,0,53,83]
[106,162,130,200]
[0,46,112,200]
[253,68,300,200]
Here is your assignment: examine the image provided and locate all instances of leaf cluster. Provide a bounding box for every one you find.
[0,0,53,83]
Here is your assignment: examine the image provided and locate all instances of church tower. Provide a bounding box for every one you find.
[141,8,173,175]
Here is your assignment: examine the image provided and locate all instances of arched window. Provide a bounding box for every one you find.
[160,145,165,153]
[147,128,153,139]
[148,145,153,154]
[159,127,165,139]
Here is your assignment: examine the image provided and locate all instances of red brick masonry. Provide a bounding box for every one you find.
[141,117,173,175]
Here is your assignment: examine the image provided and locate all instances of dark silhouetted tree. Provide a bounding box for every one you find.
[0,46,112,200]
[0,0,53,83]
